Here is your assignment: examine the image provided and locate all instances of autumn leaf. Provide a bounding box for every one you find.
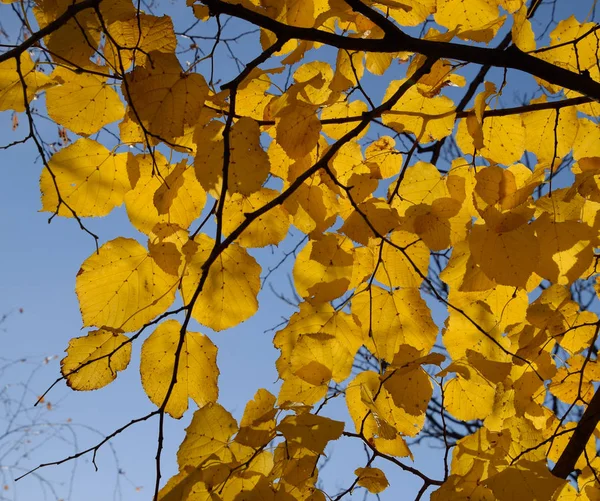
[140,320,218,418]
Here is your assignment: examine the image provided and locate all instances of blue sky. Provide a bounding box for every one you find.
[0,0,598,500]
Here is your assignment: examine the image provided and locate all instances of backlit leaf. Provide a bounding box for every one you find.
[76,238,177,332]
[40,139,130,217]
[140,320,218,419]
[181,234,261,331]
[61,329,131,390]
[46,67,124,135]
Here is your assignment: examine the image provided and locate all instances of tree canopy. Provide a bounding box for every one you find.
[1,0,600,500]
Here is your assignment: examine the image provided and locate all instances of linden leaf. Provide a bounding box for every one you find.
[435,0,500,35]
[236,68,273,120]
[457,113,526,165]
[277,414,344,455]
[222,189,290,248]
[469,221,539,288]
[105,14,177,71]
[283,175,339,234]
[61,329,131,390]
[276,102,322,159]
[194,117,270,196]
[346,370,423,438]
[532,212,595,285]
[46,67,124,136]
[483,460,566,501]
[382,80,455,141]
[293,233,354,304]
[442,362,495,421]
[523,97,578,164]
[76,237,177,332]
[321,100,368,140]
[511,4,535,51]
[177,403,238,468]
[374,231,430,288]
[125,153,206,235]
[354,467,389,494]
[124,51,209,140]
[34,0,101,66]
[181,234,261,331]
[352,285,437,363]
[140,320,218,419]
[0,51,50,112]
[364,136,402,179]
[274,301,364,388]
[40,138,130,217]
[548,356,600,404]
[236,389,277,448]
[383,0,435,27]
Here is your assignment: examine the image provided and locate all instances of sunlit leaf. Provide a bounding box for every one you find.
[140,319,218,419]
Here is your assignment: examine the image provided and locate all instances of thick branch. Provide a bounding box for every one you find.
[552,387,600,479]
[200,0,600,101]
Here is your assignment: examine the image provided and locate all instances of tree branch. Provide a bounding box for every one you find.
[552,387,600,479]
[0,0,102,64]
[200,0,600,101]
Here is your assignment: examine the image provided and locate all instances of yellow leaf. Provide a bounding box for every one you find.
[140,320,218,419]
[274,301,364,386]
[284,177,338,234]
[293,233,354,304]
[194,117,270,196]
[435,0,500,35]
[321,99,367,140]
[384,348,434,420]
[277,374,328,407]
[382,80,455,141]
[340,198,400,245]
[352,285,437,362]
[222,189,290,248]
[457,113,526,165]
[294,60,335,105]
[125,154,206,235]
[354,467,389,494]
[277,413,344,454]
[0,51,50,112]
[346,370,423,438]
[40,138,130,217]
[364,136,402,179]
[512,4,535,51]
[375,231,430,288]
[34,0,101,66]
[483,460,566,501]
[276,102,321,159]
[105,14,177,71]
[124,52,209,140]
[61,329,131,390]
[442,362,495,421]
[236,69,273,120]
[469,220,539,288]
[181,234,261,331]
[535,17,600,92]
[523,97,578,164]
[45,67,124,136]
[549,356,600,404]
[383,0,435,27]
[532,212,595,285]
[177,403,238,468]
[573,118,600,162]
[330,49,364,92]
[236,389,277,448]
[76,237,177,332]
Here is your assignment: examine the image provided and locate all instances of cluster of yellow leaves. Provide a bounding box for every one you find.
[2,0,600,499]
